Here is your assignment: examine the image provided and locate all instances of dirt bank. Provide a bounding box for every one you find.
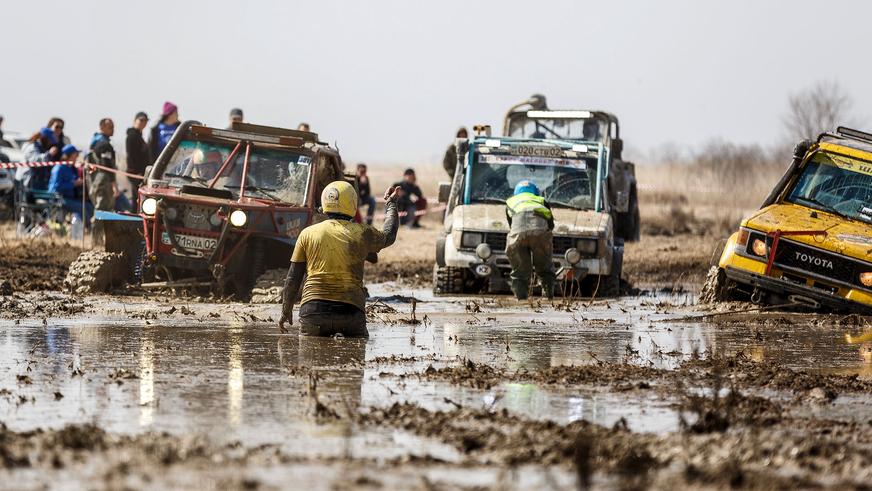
[0,239,81,292]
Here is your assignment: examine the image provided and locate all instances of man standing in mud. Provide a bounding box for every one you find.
[88,118,117,244]
[279,181,399,337]
[505,180,555,300]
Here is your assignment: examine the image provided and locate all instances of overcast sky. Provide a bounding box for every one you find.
[2,0,870,165]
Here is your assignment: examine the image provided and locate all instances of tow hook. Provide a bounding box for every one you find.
[751,288,764,304]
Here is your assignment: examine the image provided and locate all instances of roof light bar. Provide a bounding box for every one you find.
[527,110,593,119]
[837,126,872,143]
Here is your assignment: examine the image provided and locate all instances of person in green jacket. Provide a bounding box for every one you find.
[505,180,555,300]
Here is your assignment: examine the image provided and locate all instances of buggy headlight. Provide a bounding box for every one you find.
[475,243,492,260]
[860,272,872,287]
[141,197,157,216]
[229,209,248,227]
[461,232,483,249]
[565,248,582,265]
[751,238,768,257]
[576,238,597,255]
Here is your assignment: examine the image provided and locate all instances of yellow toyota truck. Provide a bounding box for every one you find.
[703,127,872,314]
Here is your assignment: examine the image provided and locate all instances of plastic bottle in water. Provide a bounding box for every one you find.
[70,214,83,241]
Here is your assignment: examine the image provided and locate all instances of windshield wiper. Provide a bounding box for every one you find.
[164,173,209,185]
[797,196,842,216]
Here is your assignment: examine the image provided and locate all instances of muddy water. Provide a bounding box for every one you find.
[1,289,870,456]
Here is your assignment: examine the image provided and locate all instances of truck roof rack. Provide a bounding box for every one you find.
[230,121,319,143]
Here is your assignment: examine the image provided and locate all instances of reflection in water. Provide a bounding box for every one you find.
[139,332,155,427]
[298,336,366,415]
[228,326,245,427]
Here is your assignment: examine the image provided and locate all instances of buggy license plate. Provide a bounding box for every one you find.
[161,232,218,251]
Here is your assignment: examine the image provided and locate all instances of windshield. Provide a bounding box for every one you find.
[160,140,311,205]
[786,151,872,224]
[507,116,607,142]
[466,153,599,210]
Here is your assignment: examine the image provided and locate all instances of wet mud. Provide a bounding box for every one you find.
[2,231,872,489]
[0,240,82,292]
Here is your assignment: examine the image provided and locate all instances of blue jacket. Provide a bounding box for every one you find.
[48,164,79,199]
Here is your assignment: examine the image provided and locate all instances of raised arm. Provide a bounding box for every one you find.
[381,186,400,248]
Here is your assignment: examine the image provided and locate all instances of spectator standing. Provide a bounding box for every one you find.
[393,168,427,228]
[126,111,150,207]
[442,127,467,179]
[149,101,180,158]
[356,163,376,225]
[228,108,244,128]
[46,117,71,146]
[88,118,117,243]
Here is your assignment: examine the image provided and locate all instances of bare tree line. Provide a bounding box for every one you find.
[783,80,854,141]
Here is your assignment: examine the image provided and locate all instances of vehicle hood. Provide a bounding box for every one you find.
[744,203,872,262]
[452,204,609,236]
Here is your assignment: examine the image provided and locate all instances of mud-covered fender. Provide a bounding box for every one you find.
[717,232,740,269]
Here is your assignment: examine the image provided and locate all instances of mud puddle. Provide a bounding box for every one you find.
[2,288,872,488]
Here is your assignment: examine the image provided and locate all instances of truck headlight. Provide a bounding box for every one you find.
[141,197,157,216]
[576,238,597,255]
[565,248,582,265]
[475,243,492,260]
[860,272,872,287]
[229,209,248,227]
[461,232,483,249]
[751,238,768,257]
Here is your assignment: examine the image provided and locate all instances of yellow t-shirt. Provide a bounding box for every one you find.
[290,219,387,311]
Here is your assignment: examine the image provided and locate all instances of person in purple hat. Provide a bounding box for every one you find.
[148,101,180,159]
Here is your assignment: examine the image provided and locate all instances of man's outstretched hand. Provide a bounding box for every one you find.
[278,309,293,334]
[384,185,399,202]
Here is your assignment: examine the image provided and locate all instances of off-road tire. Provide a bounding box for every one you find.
[600,244,624,297]
[616,189,640,242]
[64,251,129,295]
[250,268,287,304]
[699,266,735,304]
[433,265,464,295]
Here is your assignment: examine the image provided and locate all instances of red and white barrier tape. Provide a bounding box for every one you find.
[375,202,447,219]
[0,161,144,180]
[0,160,80,169]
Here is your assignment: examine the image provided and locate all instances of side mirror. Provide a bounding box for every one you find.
[438,182,451,204]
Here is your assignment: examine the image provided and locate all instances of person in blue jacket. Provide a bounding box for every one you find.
[48,145,92,221]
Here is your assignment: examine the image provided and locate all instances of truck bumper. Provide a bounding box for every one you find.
[724,266,872,314]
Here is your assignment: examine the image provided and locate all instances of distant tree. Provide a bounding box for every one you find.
[783,81,852,141]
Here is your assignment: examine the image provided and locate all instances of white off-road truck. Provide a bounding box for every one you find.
[433,133,623,296]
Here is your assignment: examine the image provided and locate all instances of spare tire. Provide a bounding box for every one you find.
[64,251,129,295]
